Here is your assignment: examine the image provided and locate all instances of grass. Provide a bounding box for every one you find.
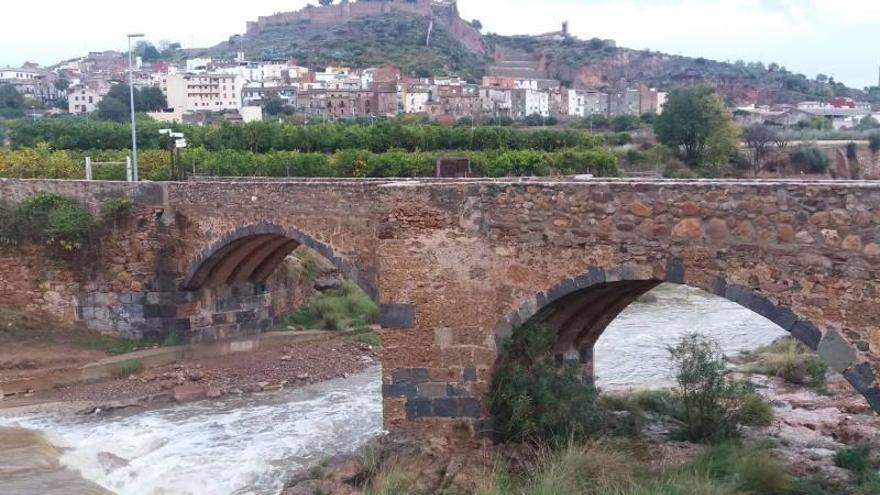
[112,359,143,379]
[746,338,828,391]
[479,442,811,495]
[304,438,838,495]
[77,331,185,355]
[279,280,379,332]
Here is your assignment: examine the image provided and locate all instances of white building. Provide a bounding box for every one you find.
[67,84,104,114]
[403,87,430,114]
[512,88,549,118]
[161,73,244,113]
[565,89,586,117]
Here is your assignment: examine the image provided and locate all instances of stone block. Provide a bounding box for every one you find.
[665,257,685,284]
[392,368,430,385]
[416,383,448,399]
[458,398,482,418]
[844,362,876,394]
[446,384,470,397]
[818,330,857,373]
[380,304,415,329]
[405,399,432,419]
[432,398,459,418]
[864,387,880,412]
[144,305,176,319]
[124,304,145,318]
[724,285,753,308]
[790,320,822,350]
[768,306,797,331]
[382,384,416,399]
[548,278,577,303]
[80,306,96,320]
[575,267,606,288]
[463,367,477,382]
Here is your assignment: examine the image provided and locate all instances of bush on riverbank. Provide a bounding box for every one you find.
[0,146,621,180]
[745,337,828,391]
[489,322,601,444]
[669,333,773,443]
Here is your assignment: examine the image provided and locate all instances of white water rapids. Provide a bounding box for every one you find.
[0,284,788,494]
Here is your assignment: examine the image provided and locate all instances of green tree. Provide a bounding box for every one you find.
[262,93,285,116]
[54,97,69,111]
[53,78,71,93]
[96,97,130,122]
[0,84,25,119]
[318,0,334,5]
[139,87,167,111]
[655,86,739,169]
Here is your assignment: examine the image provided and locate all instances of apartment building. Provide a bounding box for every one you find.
[162,73,245,113]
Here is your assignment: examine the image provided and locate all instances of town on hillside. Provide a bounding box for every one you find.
[2,0,878,130]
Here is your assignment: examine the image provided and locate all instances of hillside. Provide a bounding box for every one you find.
[485,34,868,105]
[196,1,872,105]
[200,13,488,83]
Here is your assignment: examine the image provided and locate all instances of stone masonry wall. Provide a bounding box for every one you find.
[371,180,880,439]
[2,178,880,442]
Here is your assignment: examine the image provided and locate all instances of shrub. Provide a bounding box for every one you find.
[669,333,755,443]
[738,392,774,427]
[748,337,827,390]
[14,192,95,256]
[791,147,831,174]
[870,133,880,154]
[490,322,600,444]
[847,141,860,161]
[100,196,133,225]
[835,444,875,483]
[286,281,379,331]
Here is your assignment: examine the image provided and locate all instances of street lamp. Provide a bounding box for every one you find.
[127,33,145,182]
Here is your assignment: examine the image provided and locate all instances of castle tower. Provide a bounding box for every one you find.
[562,21,569,37]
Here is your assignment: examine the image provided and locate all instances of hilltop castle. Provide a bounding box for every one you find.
[245,0,484,54]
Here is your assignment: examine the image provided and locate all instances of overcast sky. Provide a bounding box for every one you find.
[1,0,877,88]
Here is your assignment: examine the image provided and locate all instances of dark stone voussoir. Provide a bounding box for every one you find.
[844,362,877,394]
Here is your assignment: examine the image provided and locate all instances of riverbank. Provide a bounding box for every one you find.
[285,341,880,495]
[0,334,379,417]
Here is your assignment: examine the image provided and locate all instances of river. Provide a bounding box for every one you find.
[0,284,788,494]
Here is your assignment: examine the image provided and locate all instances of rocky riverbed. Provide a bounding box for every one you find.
[1,335,380,416]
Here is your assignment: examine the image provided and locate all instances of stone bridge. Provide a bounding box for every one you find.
[2,178,880,439]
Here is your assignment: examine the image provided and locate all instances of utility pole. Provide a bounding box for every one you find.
[127,33,145,182]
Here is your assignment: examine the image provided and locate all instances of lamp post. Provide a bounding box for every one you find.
[127,33,145,182]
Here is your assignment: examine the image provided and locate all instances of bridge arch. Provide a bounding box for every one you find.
[182,222,377,301]
[494,257,880,412]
